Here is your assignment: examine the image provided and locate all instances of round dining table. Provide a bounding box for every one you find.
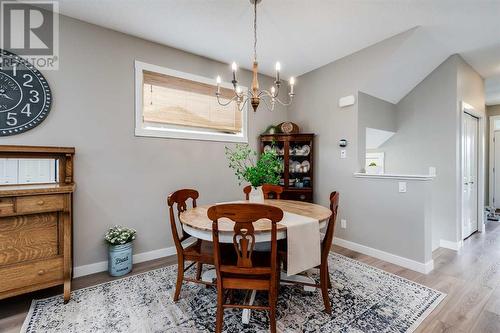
[179,199,332,243]
[179,199,332,324]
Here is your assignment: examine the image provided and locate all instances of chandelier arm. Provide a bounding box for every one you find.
[238,97,250,112]
[216,94,240,107]
[259,95,275,111]
[259,89,279,99]
[272,95,295,107]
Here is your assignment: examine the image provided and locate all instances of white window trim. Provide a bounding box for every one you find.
[134,60,248,143]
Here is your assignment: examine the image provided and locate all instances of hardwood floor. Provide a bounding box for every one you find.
[1,222,499,333]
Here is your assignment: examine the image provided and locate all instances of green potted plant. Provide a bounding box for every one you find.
[225,144,282,202]
[104,225,137,277]
[366,161,379,174]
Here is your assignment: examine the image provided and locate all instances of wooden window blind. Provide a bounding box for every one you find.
[142,70,242,134]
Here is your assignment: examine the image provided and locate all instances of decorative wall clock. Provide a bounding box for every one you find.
[0,49,52,136]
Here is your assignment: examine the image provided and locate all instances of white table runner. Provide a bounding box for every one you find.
[279,211,321,276]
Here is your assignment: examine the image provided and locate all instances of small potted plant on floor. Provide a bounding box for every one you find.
[104,225,137,277]
[225,143,282,203]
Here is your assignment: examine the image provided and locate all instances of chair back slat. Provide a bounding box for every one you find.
[233,223,255,268]
[243,184,284,200]
[167,189,199,253]
[208,203,283,273]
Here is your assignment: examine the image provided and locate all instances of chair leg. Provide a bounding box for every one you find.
[269,291,277,333]
[320,264,332,314]
[327,266,332,289]
[173,256,184,302]
[196,262,203,280]
[215,287,224,333]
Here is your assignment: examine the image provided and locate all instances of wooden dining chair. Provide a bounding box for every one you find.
[243,184,284,200]
[280,191,340,314]
[167,189,214,302]
[208,203,284,333]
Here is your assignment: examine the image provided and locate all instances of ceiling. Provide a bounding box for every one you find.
[50,0,500,104]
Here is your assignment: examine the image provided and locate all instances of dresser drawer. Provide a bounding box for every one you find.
[16,195,65,214]
[0,257,63,294]
[0,198,15,216]
[0,213,59,266]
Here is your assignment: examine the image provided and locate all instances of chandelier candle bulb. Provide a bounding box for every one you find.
[216,76,221,94]
[275,62,281,82]
[231,62,237,82]
[290,77,295,94]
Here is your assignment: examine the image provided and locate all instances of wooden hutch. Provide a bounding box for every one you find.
[0,146,75,303]
[260,133,314,202]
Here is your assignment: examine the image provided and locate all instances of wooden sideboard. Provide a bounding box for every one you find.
[0,145,75,303]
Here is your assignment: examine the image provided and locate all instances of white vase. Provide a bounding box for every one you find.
[249,186,265,203]
[366,165,381,174]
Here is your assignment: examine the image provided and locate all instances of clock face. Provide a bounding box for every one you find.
[0,49,52,136]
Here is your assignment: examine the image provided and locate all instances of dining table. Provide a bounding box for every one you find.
[179,199,332,323]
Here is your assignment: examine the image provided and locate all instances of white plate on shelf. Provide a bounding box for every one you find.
[291,161,301,172]
[301,160,310,172]
[302,145,311,156]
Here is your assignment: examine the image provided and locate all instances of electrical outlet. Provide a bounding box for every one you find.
[398,182,407,193]
[341,219,347,229]
[340,150,346,159]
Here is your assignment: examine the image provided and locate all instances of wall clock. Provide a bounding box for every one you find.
[0,49,52,136]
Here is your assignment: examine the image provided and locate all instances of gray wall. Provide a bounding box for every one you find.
[1,15,288,267]
[287,31,435,264]
[357,92,397,169]
[358,55,484,249]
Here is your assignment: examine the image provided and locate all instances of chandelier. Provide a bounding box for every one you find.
[215,0,295,112]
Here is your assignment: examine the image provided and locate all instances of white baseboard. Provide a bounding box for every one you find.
[73,246,177,278]
[439,239,463,251]
[333,237,434,274]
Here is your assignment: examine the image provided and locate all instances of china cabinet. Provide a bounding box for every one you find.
[259,133,314,202]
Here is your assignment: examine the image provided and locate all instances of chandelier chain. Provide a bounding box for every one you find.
[253,0,257,61]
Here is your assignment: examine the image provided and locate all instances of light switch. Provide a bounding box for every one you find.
[340,150,346,159]
[398,182,407,193]
[341,219,347,229]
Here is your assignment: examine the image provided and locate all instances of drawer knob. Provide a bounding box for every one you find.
[37,200,45,205]
[300,194,306,200]
[37,269,45,275]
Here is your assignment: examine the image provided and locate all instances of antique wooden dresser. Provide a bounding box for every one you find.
[0,145,75,303]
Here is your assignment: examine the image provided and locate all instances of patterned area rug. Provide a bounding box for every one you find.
[22,253,445,333]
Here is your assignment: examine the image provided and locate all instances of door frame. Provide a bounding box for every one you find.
[458,102,485,242]
[488,115,500,209]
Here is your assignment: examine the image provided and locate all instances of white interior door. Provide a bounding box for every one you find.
[462,112,479,239]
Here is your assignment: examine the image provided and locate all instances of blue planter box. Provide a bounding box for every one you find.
[108,242,133,277]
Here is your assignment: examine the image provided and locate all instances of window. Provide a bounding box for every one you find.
[134,61,248,142]
[0,158,57,184]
